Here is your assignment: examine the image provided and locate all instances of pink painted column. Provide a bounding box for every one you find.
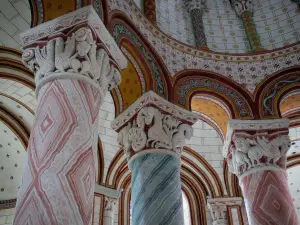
[224,119,299,225]
[14,6,127,225]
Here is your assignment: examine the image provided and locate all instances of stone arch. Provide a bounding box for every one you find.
[173,70,254,137]
[255,67,300,118]
[109,15,172,101]
[105,146,224,225]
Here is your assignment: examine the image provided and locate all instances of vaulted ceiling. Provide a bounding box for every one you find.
[0,1,299,221]
[0,0,31,49]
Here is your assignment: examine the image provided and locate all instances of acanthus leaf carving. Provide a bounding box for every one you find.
[227,135,291,176]
[22,27,121,93]
[128,127,147,152]
[117,106,193,159]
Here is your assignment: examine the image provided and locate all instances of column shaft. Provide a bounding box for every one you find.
[224,119,299,225]
[240,11,262,52]
[14,79,101,225]
[14,6,127,225]
[240,170,298,225]
[131,152,183,225]
[190,8,207,48]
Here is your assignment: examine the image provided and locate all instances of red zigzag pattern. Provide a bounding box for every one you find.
[240,170,298,225]
[14,80,101,225]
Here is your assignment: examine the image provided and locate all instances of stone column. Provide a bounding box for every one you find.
[184,0,207,48]
[231,0,263,52]
[223,119,299,225]
[14,6,127,225]
[111,91,198,225]
[94,185,121,225]
[207,197,243,225]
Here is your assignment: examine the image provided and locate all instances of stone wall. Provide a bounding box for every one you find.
[0,208,14,225]
[185,120,226,194]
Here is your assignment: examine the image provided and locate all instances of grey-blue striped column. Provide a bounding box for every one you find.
[130,152,184,225]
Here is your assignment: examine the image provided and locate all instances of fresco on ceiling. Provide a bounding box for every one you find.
[156,0,300,53]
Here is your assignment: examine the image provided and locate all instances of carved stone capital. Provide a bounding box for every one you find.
[184,0,206,13]
[231,0,254,17]
[223,119,291,177]
[104,196,117,213]
[112,91,198,160]
[207,198,243,225]
[20,6,127,96]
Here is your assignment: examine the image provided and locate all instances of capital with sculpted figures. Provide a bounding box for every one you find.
[112,91,198,164]
[231,0,254,17]
[20,6,127,97]
[223,119,291,178]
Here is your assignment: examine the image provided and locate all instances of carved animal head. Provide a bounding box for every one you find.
[163,115,180,130]
[55,37,65,52]
[234,137,250,153]
[144,107,160,125]
[22,49,37,72]
[108,68,121,91]
[117,122,131,146]
[74,27,93,43]
[136,107,156,129]
[226,154,235,173]
[279,135,291,155]
[178,124,193,140]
